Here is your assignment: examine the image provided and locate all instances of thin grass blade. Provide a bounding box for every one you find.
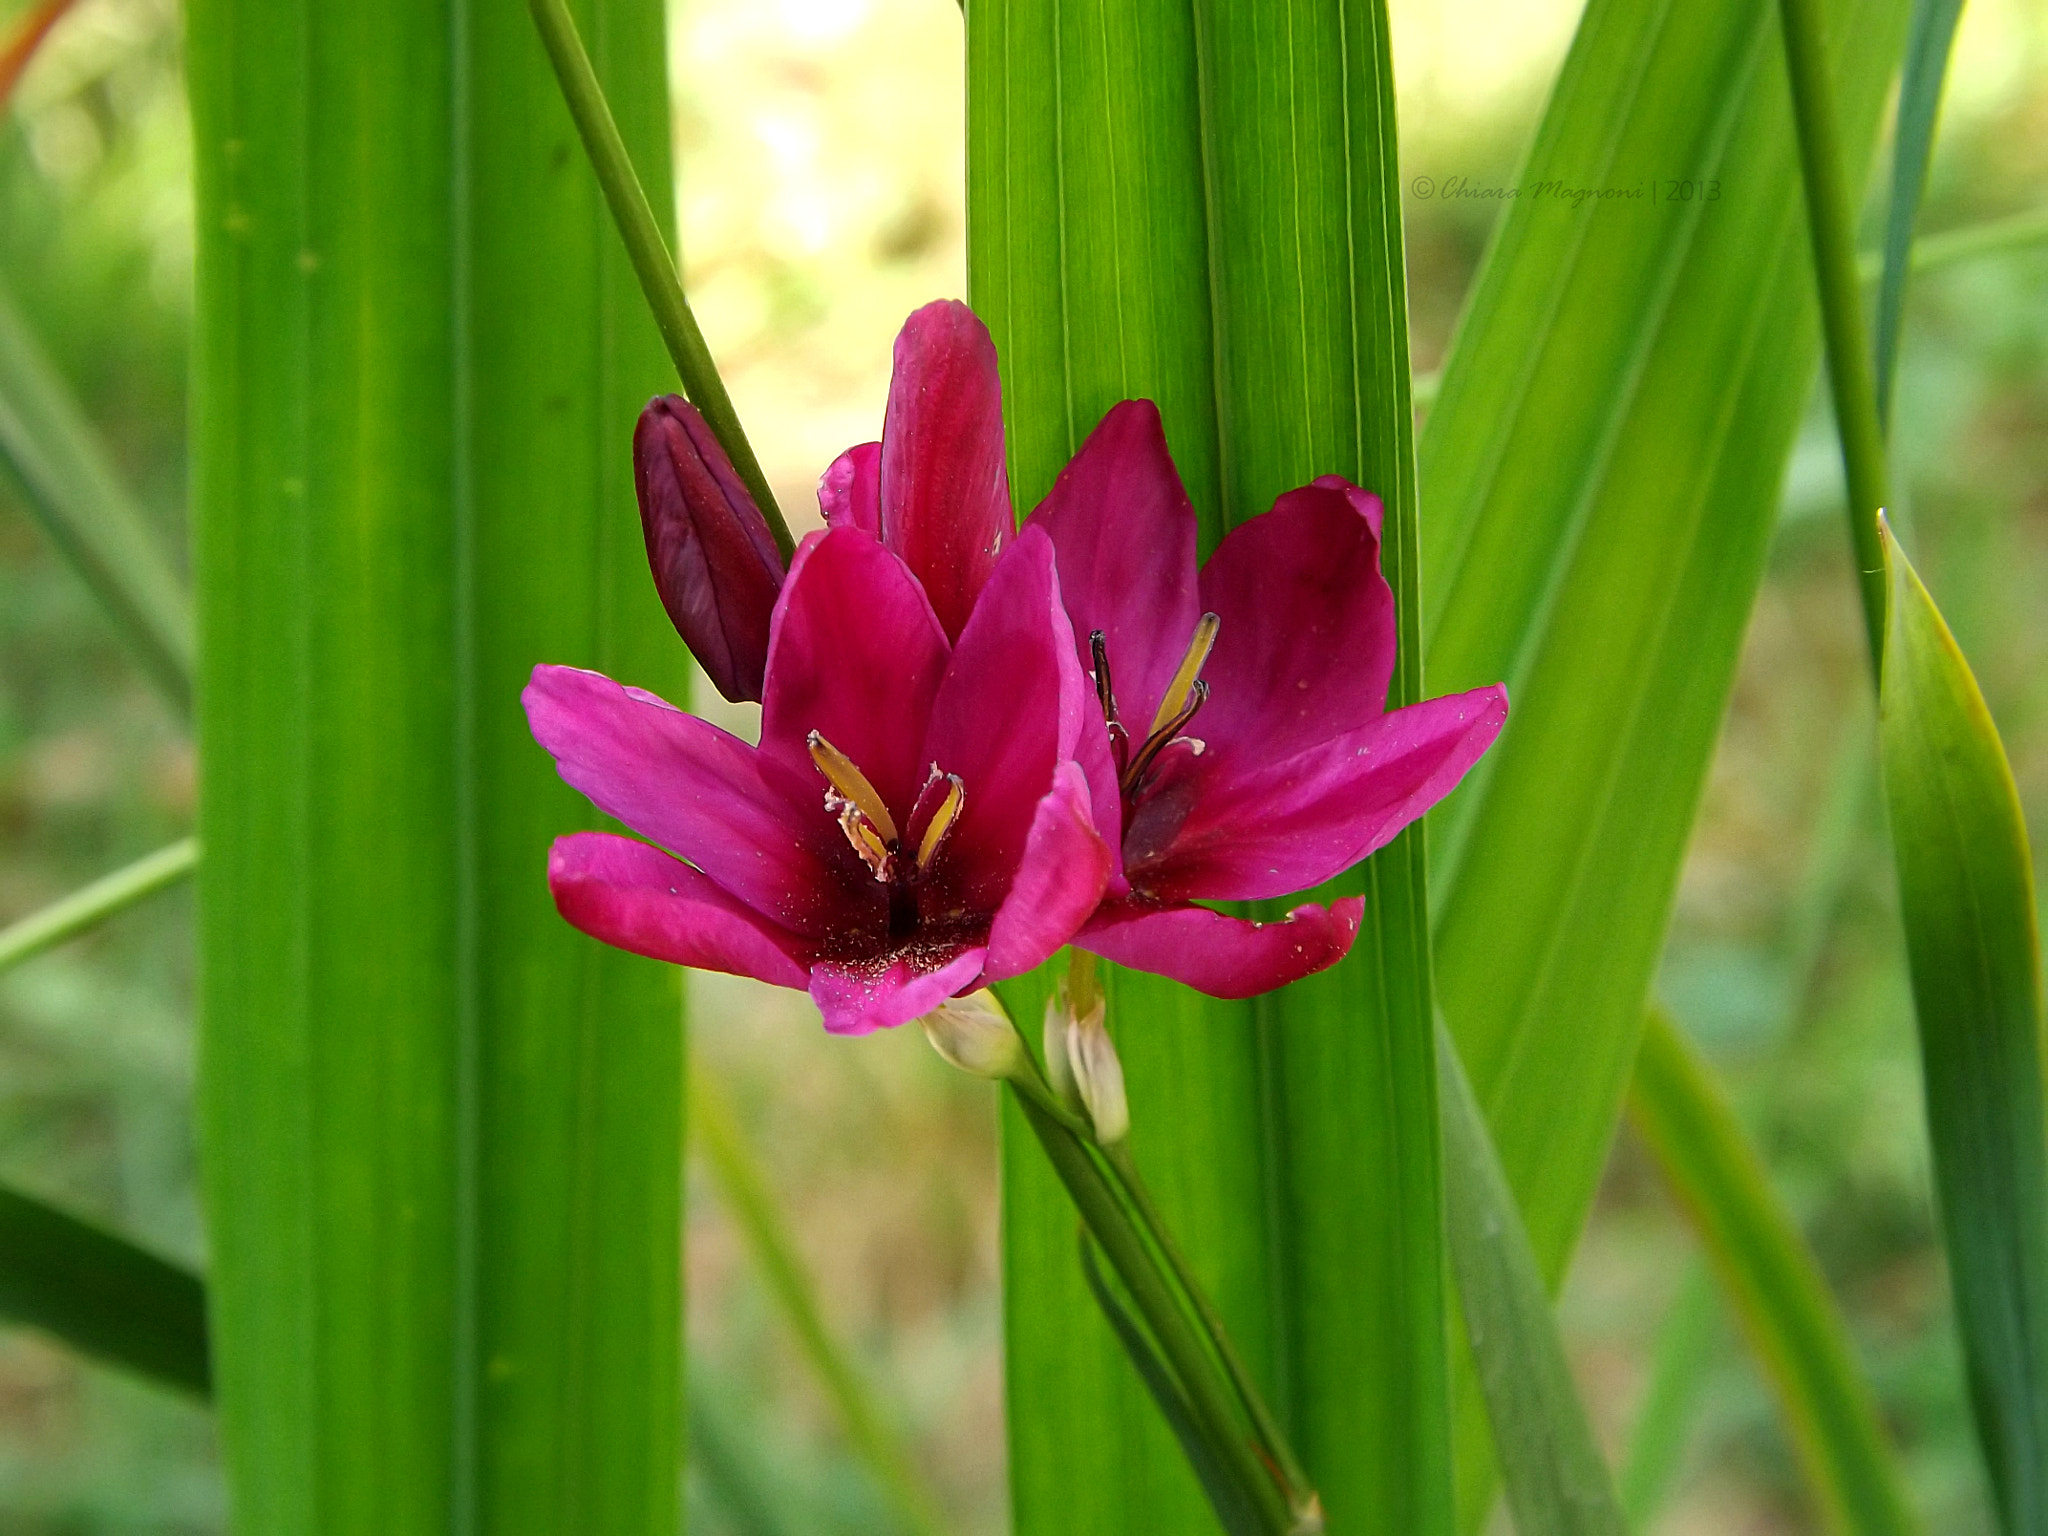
[1437,1023,1628,1536]
[0,1182,208,1396]
[1617,1263,1720,1525]
[0,275,191,710]
[691,1062,944,1536]
[1878,525,2048,1534]
[1874,0,1966,424]
[1630,1008,1918,1536]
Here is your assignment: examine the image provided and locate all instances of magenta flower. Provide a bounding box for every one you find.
[525,519,1111,1036]
[1025,401,1510,999]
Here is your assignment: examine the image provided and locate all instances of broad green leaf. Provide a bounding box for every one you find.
[0,1182,208,1396]
[1437,1024,1628,1536]
[0,275,192,711]
[1878,525,2048,1534]
[969,1,1446,1529]
[1630,1009,1918,1536]
[1415,0,1907,1516]
[186,0,685,1528]
[1874,0,1965,425]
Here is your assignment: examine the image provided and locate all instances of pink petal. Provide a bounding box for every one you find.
[878,300,1012,643]
[524,665,845,934]
[1128,684,1509,902]
[1078,897,1365,999]
[1025,400,1202,737]
[810,946,988,1037]
[1196,477,1396,766]
[818,441,881,537]
[983,762,1113,983]
[919,528,1091,912]
[548,832,810,988]
[759,528,951,824]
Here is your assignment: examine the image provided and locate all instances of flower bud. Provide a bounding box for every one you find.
[1042,985,1082,1110]
[920,990,1025,1080]
[634,396,785,704]
[1048,984,1126,1145]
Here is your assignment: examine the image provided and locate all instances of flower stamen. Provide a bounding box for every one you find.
[1090,628,1131,774]
[1123,679,1209,795]
[915,774,966,873]
[1146,611,1219,742]
[807,730,899,844]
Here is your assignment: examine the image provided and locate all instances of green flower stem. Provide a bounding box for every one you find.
[1777,0,1890,672]
[526,0,793,560]
[0,837,197,976]
[1008,1085,1301,1534]
[689,1063,946,1536]
[1101,1141,1314,1503]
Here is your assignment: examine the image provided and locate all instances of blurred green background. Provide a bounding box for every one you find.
[0,0,2042,1530]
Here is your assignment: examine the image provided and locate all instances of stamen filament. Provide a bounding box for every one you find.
[915,774,966,872]
[842,809,894,881]
[1147,612,1219,742]
[807,731,899,844]
[1123,679,1208,794]
[1089,629,1118,724]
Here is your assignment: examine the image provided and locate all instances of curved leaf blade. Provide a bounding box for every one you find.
[0,277,193,710]
[0,1183,209,1397]
[1873,0,1965,425]
[1878,524,2048,1535]
[1630,1009,1918,1536]
[1437,1023,1628,1536]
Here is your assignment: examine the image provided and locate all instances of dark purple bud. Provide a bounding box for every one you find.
[634,396,785,703]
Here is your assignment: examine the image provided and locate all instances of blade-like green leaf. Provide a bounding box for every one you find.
[969,2,1446,1529]
[1415,0,1907,1517]
[187,0,685,1528]
[691,1062,944,1536]
[1630,1009,1918,1536]
[1617,1263,1720,1525]
[1873,0,1965,425]
[1878,524,2048,1535]
[0,1182,208,1396]
[0,837,196,975]
[1437,1023,1628,1536]
[0,275,192,711]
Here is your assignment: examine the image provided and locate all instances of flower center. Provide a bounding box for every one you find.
[1090,613,1217,803]
[807,731,965,936]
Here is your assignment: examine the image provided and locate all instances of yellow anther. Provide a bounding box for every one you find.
[807,731,899,844]
[915,775,966,871]
[1147,611,1220,742]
